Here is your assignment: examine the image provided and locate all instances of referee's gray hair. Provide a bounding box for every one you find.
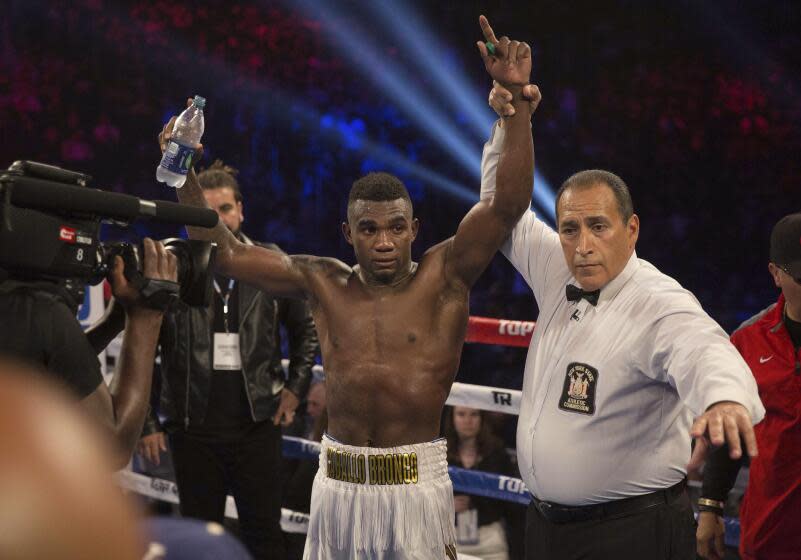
[556,170,634,223]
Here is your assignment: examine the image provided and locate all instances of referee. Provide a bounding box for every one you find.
[480,82,764,560]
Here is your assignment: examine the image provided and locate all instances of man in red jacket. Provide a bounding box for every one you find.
[697,212,801,560]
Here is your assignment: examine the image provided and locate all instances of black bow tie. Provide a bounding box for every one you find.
[566,284,600,306]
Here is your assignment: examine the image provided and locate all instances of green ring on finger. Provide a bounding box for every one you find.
[485,42,496,56]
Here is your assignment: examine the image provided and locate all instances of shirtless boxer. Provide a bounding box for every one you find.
[159,17,538,559]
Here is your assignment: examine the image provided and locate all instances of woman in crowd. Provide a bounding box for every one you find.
[444,406,515,560]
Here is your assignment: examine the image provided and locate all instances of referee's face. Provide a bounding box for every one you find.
[557,183,639,291]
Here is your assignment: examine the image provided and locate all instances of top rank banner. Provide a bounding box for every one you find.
[465,316,536,347]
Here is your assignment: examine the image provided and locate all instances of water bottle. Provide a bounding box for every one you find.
[156,95,206,188]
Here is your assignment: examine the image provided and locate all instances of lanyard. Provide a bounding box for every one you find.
[213,278,236,333]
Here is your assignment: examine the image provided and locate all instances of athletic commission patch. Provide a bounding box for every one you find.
[558,362,598,415]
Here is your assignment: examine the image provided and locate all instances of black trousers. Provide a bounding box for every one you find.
[525,490,696,560]
[169,421,286,560]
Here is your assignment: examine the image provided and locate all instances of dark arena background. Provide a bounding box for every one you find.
[2,1,800,559]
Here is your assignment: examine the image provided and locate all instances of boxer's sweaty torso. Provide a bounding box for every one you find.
[308,242,468,447]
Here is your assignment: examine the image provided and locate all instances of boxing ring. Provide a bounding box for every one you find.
[115,315,742,547]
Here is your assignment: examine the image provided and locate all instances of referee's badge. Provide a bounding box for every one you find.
[558,362,598,415]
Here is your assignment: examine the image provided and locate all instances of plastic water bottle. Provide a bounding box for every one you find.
[156,95,206,188]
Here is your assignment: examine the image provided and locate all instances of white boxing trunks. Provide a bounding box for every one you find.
[303,435,457,560]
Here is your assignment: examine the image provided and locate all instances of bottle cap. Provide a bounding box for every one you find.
[192,95,206,109]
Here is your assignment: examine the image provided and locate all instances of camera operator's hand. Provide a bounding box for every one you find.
[110,238,178,310]
[158,98,205,165]
[83,238,177,467]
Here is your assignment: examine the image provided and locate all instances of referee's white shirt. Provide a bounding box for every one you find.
[481,121,765,506]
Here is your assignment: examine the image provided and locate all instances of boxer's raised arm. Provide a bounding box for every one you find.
[446,16,535,289]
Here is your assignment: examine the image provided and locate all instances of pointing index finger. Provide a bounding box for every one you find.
[479,15,499,45]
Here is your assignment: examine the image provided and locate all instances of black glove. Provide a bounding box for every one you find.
[138,278,182,311]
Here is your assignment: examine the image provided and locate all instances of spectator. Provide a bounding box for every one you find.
[136,161,319,560]
[697,213,801,560]
[444,406,514,560]
[303,380,326,439]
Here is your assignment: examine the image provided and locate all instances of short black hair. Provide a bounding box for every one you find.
[556,169,633,223]
[197,159,243,203]
[347,172,412,218]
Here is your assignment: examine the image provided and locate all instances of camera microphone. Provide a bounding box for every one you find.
[139,199,219,228]
[3,174,218,228]
[0,161,220,286]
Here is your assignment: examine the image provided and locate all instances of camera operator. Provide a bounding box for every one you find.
[0,238,177,467]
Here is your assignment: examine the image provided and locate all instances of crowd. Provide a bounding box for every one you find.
[5,0,799,333]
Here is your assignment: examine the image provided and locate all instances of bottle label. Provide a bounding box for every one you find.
[159,140,195,176]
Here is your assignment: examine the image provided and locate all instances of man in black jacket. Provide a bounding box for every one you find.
[137,161,319,560]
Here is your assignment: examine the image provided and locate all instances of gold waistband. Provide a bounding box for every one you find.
[325,447,420,486]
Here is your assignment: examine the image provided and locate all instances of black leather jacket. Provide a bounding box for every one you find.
[143,238,318,434]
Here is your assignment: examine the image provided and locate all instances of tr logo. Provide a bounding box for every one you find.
[492,390,512,406]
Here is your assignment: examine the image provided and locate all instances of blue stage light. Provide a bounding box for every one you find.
[290,0,482,176]
[365,0,496,141]
[287,0,556,223]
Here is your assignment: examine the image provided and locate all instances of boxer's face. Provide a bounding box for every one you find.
[453,407,481,439]
[557,183,639,292]
[203,186,244,237]
[343,198,419,284]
